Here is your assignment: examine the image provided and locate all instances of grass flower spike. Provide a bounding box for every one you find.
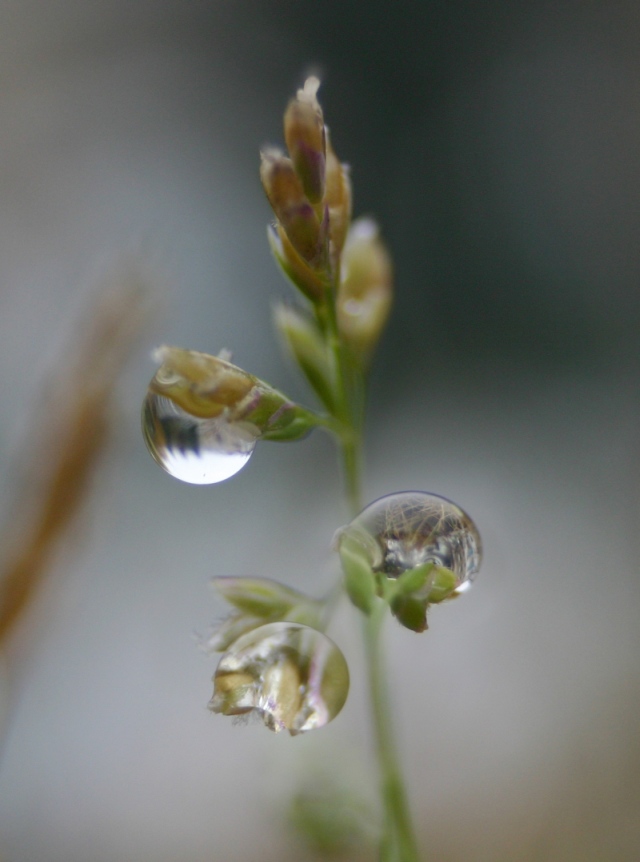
[262,77,352,300]
[141,75,483,862]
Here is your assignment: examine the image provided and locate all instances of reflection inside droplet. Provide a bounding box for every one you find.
[209,623,350,735]
[346,491,482,595]
[142,391,257,484]
[342,298,369,318]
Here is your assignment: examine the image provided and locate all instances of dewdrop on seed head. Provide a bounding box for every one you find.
[141,347,259,484]
[142,392,257,484]
[344,491,482,596]
[209,622,350,735]
[141,345,319,485]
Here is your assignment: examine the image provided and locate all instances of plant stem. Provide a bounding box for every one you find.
[320,281,363,514]
[364,601,420,862]
[341,428,362,516]
[335,407,419,860]
[324,262,419,859]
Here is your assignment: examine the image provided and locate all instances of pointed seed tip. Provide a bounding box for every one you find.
[300,76,321,99]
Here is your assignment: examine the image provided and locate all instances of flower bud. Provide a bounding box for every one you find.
[209,622,350,735]
[267,224,327,303]
[387,562,455,632]
[324,129,352,259]
[337,218,393,365]
[147,346,317,440]
[211,576,309,620]
[260,149,328,268]
[148,346,253,420]
[337,529,378,614]
[206,578,324,651]
[389,594,429,633]
[273,303,335,412]
[284,76,326,204]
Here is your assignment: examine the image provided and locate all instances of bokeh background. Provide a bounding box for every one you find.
[0,1,639,859]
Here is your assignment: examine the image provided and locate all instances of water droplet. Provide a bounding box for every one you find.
[346,492,481,595]
[142,391,257,484]
[209,622,350,735]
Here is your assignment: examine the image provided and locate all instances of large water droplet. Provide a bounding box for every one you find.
[142,391,257,484]
[346,491,481,595]
[209,622,350,735]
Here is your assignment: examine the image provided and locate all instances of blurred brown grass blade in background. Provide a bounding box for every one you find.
[0,275,151,653]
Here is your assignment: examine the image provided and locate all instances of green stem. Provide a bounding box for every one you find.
[320,282,363,514]
[364,601,420,862]
[341,427,362,516]
[334,408,419,860]
[322,261,418,860]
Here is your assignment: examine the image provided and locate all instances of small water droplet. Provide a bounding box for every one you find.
[209,622,349,735]
[347,492,481,595]
[142,391,257,484]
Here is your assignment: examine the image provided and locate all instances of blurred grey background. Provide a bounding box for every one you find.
[0,1,639,860]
